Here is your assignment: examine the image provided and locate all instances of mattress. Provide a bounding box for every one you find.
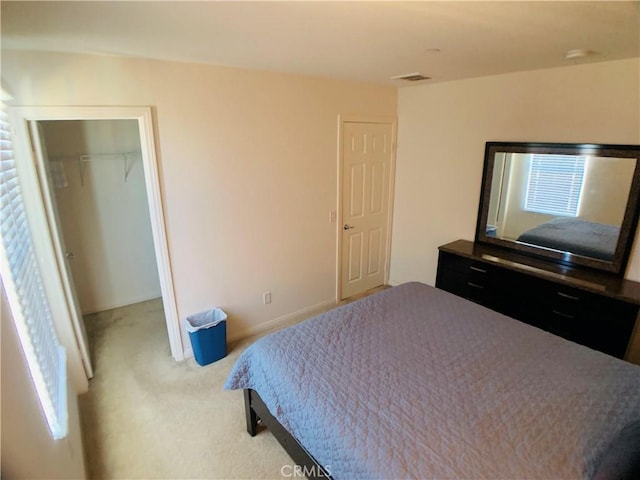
[517,218,620,261]
[225,282,640,479]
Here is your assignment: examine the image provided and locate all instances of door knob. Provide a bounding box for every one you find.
[343,224,355,230]
[65,252,74,259]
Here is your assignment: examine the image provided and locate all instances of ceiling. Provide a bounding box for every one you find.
[2,1,639,86]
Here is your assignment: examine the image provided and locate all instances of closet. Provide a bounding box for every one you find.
[41,120,161,314]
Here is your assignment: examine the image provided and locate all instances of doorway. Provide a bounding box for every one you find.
[39,119,161,315]
[10,107,182,386]
[337,117,397,300]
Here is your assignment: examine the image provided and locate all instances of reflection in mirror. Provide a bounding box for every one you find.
[476,142,640,276]
[487,153,635,260]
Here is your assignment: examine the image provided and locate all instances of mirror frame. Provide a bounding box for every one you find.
[475,141,640,276]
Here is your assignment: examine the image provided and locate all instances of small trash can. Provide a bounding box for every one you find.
[185,308,227,366]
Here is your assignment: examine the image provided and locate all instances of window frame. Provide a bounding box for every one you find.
[0,104,68,439]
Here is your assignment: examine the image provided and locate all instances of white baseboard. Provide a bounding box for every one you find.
[82,292,163,316]
[181,298,338,360]
[228,297,337,343]
[183,346,193,360]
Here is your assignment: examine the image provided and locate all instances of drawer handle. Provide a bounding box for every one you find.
[467,282,485,289]
[557,291,579,301]
[469,266,487,273]
[552,309,575,320]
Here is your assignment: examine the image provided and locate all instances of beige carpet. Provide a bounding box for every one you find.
[79,299,293,479]
[79,287,389,479]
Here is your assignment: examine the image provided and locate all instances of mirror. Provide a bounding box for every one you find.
[476,142,640,276]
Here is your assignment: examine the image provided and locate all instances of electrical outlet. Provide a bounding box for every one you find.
[263,291,272,305]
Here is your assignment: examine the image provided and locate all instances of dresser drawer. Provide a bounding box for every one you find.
[536,283,638,357]
[438,251,492,276]
[436,245,639,359]
[589,301,638,358]
[436,252,499,306]
[437,266,491,305]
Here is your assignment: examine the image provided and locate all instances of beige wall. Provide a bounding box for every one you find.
[390,58,640,362]
[390,58,640,288]
[1,50,397,352]
[1,280,86,479]
[41,120,161,314]
[581,156,636,225]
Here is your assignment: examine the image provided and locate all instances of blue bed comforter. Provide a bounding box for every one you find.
[517,218,620,261]
[225,282,640,479]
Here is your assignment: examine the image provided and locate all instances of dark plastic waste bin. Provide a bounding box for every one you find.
[185,308,227,366]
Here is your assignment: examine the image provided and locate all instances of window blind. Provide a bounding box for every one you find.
[524,154,586,217]
[0,105,67,439]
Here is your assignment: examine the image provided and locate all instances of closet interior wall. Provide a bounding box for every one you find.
[41,119,161,315]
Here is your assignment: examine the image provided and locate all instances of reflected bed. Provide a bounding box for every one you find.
[517,218,620,261]
[225,282,640,479]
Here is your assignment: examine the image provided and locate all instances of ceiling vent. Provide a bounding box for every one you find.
[391,73,431,82]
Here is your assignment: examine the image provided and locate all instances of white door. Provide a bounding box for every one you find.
[340,121,394,299]
[29,121,94,378]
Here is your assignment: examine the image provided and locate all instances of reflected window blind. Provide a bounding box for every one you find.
[0,105,67,439]
[525,154,586,217]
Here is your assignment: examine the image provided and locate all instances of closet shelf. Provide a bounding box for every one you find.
[51,151,141,185]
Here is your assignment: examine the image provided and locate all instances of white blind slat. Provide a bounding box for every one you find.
[0,104,68,439]
[524,154,586,217]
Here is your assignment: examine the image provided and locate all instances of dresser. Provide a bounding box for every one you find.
[436,240,640,359]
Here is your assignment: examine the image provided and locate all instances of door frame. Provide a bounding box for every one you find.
[336,115,398,302]
[9,107,184,387]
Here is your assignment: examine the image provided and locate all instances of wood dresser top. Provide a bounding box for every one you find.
[439,239,640,305]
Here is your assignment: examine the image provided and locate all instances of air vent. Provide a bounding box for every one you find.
[391,73,431,82]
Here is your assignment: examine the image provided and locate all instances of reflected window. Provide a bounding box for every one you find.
[524,154,586,217]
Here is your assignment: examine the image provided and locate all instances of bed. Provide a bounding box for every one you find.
[516,218,620,261]
[224,282,640,479]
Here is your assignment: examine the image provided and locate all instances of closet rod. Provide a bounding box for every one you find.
[50,151,141,162]
[48,151,142,185]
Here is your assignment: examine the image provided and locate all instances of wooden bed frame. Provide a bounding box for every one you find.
[244,389,331,479]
